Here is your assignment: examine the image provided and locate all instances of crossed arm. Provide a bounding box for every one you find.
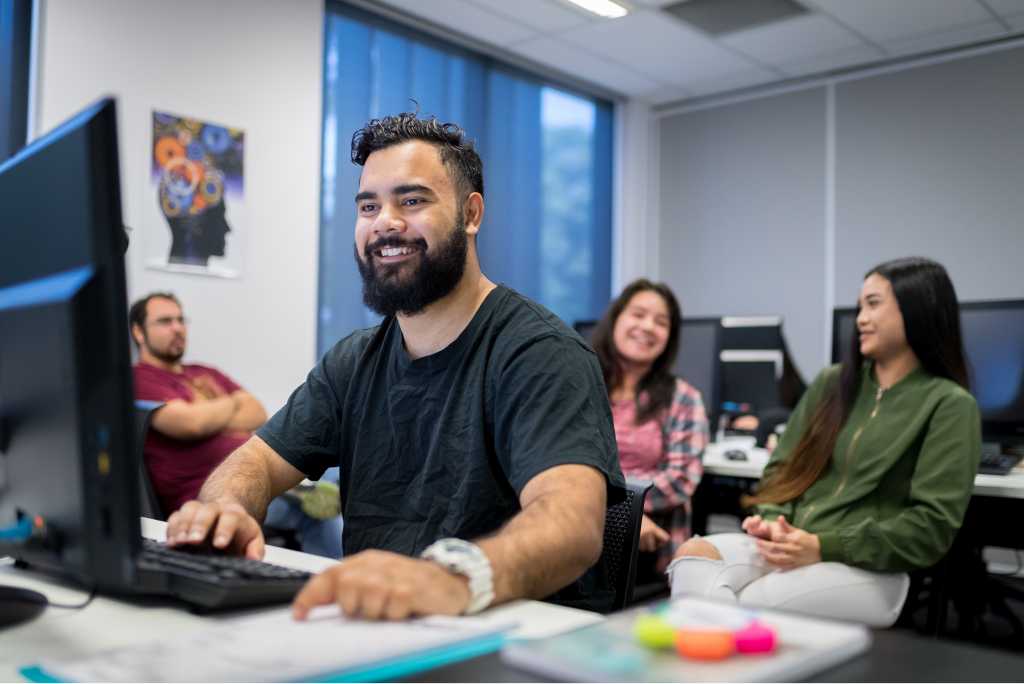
[151,390,267,441]
[166,435,608,619]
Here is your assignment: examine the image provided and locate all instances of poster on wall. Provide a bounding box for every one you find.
[143,111,245,278]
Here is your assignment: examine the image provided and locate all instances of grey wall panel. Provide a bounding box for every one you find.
[659,87,827,383]
[835,46,1024,306]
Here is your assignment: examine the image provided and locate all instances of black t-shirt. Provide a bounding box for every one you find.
[256,285,626,612]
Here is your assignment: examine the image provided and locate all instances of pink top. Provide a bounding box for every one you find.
[611,377,709,571]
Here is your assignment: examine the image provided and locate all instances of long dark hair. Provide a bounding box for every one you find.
[749,257,969,506]
[592,280,683,424]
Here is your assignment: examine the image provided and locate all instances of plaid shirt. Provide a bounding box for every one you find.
[613,378,708,572]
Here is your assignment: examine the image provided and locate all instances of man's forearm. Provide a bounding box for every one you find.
[476,465,606,604]
[197,437,296,522]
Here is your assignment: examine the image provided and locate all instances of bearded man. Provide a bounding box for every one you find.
[166,112,625,617]
[130,294,344,558]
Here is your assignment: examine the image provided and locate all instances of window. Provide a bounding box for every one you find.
[317,2,613,357]
[0,0,31,161]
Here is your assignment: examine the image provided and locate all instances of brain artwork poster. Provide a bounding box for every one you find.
[143,111,245,277]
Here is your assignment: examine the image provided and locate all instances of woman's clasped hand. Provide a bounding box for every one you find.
[742,514,821,569]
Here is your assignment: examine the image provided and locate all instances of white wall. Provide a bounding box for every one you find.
[36,0,324,413]
[658,87,828,381]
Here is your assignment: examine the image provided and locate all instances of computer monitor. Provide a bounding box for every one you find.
[671,318,723,435]
[718,317,783,415]
[832,300,1024,443]
[0,98,140,591]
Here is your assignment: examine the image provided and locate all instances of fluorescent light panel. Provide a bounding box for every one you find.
[564,0,628,19]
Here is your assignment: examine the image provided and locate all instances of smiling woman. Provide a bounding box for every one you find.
[589,280,708,581]
[667,257,980,629]
[316,2,613,357]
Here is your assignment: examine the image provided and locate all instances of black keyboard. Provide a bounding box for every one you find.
[978,452,1024,476]
[135,539,312,610]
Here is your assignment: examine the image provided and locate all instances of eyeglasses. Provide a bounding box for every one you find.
[146,316,189,328]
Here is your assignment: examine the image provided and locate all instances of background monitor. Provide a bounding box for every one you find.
[671,318,723,434]
[0,98,140,591]
[718,317,783,415]
[832,301,1024,442]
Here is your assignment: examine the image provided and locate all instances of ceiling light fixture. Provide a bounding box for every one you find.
[564,0,628,19]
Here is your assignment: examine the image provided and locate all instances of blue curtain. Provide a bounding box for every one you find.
[318,3,613,358]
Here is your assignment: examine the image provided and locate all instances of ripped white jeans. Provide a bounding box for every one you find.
[665,533,910,628]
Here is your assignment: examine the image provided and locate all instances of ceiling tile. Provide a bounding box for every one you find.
[882,19,1008,55]
[375,0,537,47]
[983,0,1024,17]
[467,0,592,33]
[558,9,768,87]
[810,0,992,44]
[720,13,866,66]
[777,43,886,76]
[508,36,661,95]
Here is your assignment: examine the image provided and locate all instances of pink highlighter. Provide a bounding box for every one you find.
[734,621,777,654]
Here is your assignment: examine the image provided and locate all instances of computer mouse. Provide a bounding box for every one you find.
[725,450,748,461]
[0,586,47,629]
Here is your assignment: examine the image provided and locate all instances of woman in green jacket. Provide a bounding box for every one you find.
[667,257,980,627]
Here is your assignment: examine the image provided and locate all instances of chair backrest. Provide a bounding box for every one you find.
[134,400,169,521]
[603,477,654,612]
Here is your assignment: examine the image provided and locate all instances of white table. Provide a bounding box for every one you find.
[0,520,602,682]
[703,437,1024,499]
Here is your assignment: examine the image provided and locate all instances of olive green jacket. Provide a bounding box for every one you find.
[755,363,980,573]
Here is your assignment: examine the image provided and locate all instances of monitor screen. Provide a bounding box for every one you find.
[961,302,1024,438]
[0,98,139,589]
[671,318,722,430]
[832,301,1024,440]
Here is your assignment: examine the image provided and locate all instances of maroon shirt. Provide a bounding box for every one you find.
[133,361,249,512]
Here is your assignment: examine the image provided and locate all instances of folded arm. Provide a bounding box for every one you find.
[226,390,268,432]
[150,395,239,441]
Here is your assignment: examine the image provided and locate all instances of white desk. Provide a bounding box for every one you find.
[703,437,1024,499]
[0,519,601,681]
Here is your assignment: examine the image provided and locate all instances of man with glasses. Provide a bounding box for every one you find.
[129,293,344,557]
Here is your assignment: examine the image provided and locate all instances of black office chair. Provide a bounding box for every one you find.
[603,477,654,613]
[134,400,170,522]
[895,554,951,637]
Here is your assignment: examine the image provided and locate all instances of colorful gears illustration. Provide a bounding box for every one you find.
[161,192,183,217]
[201,125,231,154]
[163,157,202,196]
[199,176,223,205]
[186,141,205,160]
[154,137,186,167]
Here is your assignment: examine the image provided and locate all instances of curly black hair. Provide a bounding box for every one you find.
[351,109,484,202]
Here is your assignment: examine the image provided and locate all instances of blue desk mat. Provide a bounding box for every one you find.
[19,634,506,683]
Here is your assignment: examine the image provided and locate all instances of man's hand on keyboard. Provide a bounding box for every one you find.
[290,549,470,621]
[166,500,265,560]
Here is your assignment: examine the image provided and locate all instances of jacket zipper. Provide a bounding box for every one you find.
[798,383,889,527]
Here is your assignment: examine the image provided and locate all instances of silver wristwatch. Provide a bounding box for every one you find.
[420,538,495,615]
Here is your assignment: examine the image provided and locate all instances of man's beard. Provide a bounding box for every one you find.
[144,335,185,364]
[355,214,469,318]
